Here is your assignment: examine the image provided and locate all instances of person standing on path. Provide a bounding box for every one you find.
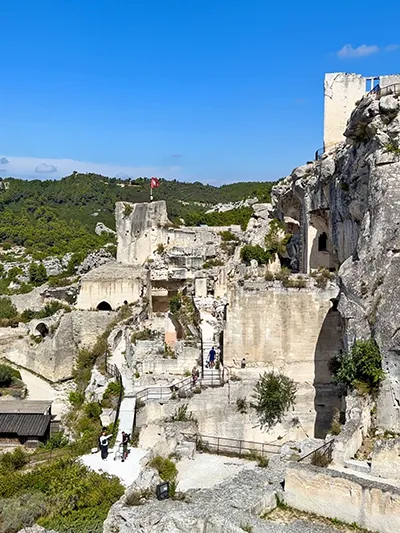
[99,430,112,460]
[121,431,129,462]
[208,346,216,368]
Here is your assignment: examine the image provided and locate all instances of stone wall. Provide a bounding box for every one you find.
[324,72,366,150]
[76,263,146,310]
[224,283,340,382]
[371,438,400,480]
[331,392,373,466]
[285,462,400,533]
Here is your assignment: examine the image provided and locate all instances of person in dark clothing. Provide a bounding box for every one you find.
[208,347,216,368]
[99,430,112,460]
[121,431,129,462]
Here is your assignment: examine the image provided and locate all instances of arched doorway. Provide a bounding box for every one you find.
[97,301,112,311]
[35,322,49,337]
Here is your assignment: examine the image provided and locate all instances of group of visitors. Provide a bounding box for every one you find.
[98,428,129,461]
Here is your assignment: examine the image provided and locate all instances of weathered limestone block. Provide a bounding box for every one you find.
[371,438,400,479]
[285,463,400,533]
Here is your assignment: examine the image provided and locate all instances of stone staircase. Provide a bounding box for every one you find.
[201,367,221,387]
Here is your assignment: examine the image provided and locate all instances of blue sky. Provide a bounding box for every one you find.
[1,0,400,184]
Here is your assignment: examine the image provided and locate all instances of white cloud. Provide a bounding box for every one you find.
[3,155,183,181]
[35,163,58,173]
[337,44,379,58]
[0,157,9,164]
[385,44,400,52]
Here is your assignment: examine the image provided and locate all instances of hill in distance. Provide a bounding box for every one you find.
[0,173,278,259]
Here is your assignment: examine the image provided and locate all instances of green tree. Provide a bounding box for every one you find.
[240,244,270,265]
[0,364,15,387]
[330,338,384,393]
[251,372,297,429]
[0,297,18,319]
[29,262,48,284]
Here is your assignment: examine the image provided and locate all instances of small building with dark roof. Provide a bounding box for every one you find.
[0,400,52,448]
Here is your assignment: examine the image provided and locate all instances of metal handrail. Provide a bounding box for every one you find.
[369,83,400,97]
[105,362,123,433]
[182,431,281,457]
[297,438,335,464]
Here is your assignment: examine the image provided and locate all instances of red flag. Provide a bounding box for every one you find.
[150,177,160,189]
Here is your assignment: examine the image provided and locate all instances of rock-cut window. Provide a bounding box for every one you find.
[318,232,328,252]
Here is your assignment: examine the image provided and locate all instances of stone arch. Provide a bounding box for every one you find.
[313,301,344,438]
[35,322,49,337]
[97,301,112,311]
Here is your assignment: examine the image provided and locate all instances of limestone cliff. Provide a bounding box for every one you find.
[272,92,400,430]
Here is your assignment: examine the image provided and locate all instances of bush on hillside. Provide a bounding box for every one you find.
[0,297,18,320]
[330,338,384,394]
[0,364,16,387]
[251,372,297,429]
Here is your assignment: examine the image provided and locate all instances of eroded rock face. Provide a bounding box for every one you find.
[273,91,400,430]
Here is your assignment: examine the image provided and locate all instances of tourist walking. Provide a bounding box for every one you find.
[192,365,199,387]
[99,430,112,460]
[208,346,216,368]
[121,431,129,462]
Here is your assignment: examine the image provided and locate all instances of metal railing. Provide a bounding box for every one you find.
[182,432,281,458]
[315,147,324,161]
[106,362,123,433]
[369,83,400,97]
[298,438,335,465]
[136,375,194,403]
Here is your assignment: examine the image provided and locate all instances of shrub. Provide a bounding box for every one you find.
[149,456,178,482]
[329,409,341,436]
[123,203,133,217]
[236,397,248,414]
[156,243,165,254]
[168,403,194,422]
[0,364,15,387]
[264,271,275,281]
[0,447,29,471]
[220,230,239,242]
[0,297,18,319]
[102,381,123,401]
[0,491,51,533]
[330,338,384,393]
[251,372,297,429]
[43,431,69,450]
[311,450,331,467]
[240,244,270,265]
[28,262,48,284]
[0,459,124,533]
[274,267,291,281]
[69,390,85,407]
[169,294,182,314]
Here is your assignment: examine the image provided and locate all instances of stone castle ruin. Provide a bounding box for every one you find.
[4,72,400,533]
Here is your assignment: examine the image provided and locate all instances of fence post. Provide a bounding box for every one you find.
[239,440,242,457]
[217,437,220,455]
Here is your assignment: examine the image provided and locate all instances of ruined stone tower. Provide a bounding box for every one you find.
[323,72,400,151]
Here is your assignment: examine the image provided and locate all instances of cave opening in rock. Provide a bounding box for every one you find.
[97,301,112,311]
[35,322,49,338]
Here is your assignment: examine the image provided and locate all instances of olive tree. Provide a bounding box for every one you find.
[251,371,297,429]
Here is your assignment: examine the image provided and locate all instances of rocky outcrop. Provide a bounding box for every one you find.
[77,248,115,275]
[272,91,400,431]
[1,310,116,382]
[104,461,285,533]
[95,222,116,236]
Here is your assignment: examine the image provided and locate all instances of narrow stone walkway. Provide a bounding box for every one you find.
[108,333,136,443]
